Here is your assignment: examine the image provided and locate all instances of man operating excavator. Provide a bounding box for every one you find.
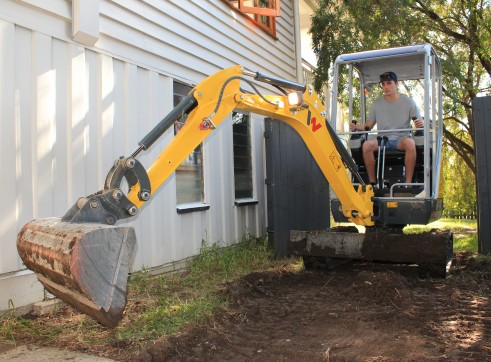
[349,71,424,187]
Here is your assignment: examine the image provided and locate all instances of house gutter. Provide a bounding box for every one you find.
[293,0,303,83]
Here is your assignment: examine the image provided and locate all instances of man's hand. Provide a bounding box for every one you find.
[349,122,357,132]
[413,118,424,128]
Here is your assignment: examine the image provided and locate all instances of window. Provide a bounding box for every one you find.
[232,111,253,199]
[223,0,280,36]
[174,82,204,205]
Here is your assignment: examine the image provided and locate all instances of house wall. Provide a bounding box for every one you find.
[0,0,299,310]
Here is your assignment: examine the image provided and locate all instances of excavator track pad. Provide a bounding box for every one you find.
[289,227,453,277]
[17,218,137,328]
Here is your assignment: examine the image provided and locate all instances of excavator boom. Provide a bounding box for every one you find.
[17,66,373,327]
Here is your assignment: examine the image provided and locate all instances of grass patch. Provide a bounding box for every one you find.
[405,218,478,252]
[0,235,297,357]
[116,236,279,343]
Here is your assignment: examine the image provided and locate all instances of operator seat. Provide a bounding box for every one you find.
[349,131,425,192]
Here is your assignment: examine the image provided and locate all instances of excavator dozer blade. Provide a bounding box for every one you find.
[17,217,137,328]
[289,228,453,277]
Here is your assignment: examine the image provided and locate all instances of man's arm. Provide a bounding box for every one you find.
[409,97,424,128]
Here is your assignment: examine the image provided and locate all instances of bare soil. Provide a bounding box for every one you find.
[132,253,491,362]
[3,253,490,361]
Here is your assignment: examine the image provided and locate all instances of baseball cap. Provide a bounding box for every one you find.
[379,71,397,83]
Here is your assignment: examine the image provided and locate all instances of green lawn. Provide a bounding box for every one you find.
[405,218,478,252]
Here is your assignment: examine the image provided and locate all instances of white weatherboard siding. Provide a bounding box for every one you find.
[0,0,298,311]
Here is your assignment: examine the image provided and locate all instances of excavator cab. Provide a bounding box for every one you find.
[330,44,445,227]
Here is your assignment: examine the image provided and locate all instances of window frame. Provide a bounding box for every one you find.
[239,0,280,17]
[222,0,280,37]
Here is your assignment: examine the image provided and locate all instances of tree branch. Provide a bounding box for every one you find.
[443,127,475,173]
[411,1,468,42]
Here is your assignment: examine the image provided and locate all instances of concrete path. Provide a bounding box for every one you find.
[0,342,114,361]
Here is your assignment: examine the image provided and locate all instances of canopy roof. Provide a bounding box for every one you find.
[335,44,439,84]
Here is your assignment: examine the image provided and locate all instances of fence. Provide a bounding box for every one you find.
[442,209,477,220]
[302,59,316,86]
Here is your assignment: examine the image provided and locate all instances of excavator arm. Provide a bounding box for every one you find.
[17,65,373,328]
[63,65,374,227]
[133,65,373,225]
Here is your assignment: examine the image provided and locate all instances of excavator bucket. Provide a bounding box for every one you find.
[17,217,137,328]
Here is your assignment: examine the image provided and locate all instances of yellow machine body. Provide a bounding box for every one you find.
[17,66,380,327]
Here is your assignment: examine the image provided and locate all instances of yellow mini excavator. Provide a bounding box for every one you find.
[17,44,452,328]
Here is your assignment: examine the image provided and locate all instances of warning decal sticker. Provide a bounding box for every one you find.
[329,151,342,172]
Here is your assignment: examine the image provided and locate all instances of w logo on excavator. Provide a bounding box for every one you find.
[310,117,322,132]
[307,110,322,132]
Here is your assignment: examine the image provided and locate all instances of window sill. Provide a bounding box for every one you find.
[235,199,259,206]
[176,203,210,214]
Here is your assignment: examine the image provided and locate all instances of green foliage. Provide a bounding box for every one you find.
[310,0,421,91]
[310,0,491,214]
[442,133,477,216]
[310,0,491,175]
[453,232,479,253]
[186,236,272,283]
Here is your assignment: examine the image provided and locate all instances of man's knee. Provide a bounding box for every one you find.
[362,140,377,153]
[397,137,416,153]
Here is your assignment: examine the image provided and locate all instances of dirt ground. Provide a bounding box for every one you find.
[132,253,490,362]
[2,253,490,362]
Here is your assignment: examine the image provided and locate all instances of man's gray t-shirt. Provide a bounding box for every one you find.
[367,94,421,141]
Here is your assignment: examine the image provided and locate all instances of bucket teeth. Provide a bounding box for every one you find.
[17,217,137,328]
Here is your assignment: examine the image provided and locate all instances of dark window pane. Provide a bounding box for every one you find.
[174,81,203,204]
[232,111,253,199]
